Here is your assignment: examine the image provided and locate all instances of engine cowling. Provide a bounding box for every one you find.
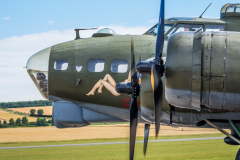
[165,31,240,111]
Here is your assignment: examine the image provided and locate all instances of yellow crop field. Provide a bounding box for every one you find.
[9,106,52,115]
[0,109,37,122]
[0,124,223,143]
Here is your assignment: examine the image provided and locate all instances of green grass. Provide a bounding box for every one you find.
[0,134,239,160]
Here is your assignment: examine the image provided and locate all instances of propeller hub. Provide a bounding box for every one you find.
[136,60,165,76]
[136,61,152,75]
[115,82,132,95]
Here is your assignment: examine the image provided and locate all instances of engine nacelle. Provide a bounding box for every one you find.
[166,31,240,111]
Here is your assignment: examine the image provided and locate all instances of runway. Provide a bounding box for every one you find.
[0,137,224,150]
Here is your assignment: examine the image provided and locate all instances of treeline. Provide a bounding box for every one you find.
[0,100,52,109]
[0,117,53,128]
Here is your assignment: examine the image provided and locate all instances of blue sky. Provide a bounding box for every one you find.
[0,0,239,102]
[1,0,238,39]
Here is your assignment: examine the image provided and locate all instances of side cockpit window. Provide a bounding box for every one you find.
[146,24,174,34]
[236,5,240,12]
[168,24,203,36]
[226,5,236,12]
[88,59,105,72]
[54,60,68,70]
[206,25,225,31]
[111,60,128,73]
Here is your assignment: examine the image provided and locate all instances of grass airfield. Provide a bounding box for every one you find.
[0,124,239,160]
[0,107,237,160]
[0,134,238,160]
[0,124,222,142]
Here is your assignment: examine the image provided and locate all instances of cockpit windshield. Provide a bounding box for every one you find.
[146,24,174,34]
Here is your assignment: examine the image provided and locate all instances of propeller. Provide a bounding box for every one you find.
[129,37,139,160]
[115,37,140,160]
[143,124,150,156]
[115,0,165,158]
[136,0,165,139]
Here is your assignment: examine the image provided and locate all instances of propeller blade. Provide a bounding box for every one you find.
[129,97,138,160]
[155,0,165,61]
[131,37,138,87]
[129,35,140,160]
[143,124,150,156]
[151,64,163,138]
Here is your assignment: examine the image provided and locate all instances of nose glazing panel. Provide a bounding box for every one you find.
[26,47,51,100]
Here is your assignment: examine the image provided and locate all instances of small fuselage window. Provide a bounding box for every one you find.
[111,60,128,73]
[88,59,105,72]
[54,60,68,70]
[168,24,203,36]
[206,25,225,31]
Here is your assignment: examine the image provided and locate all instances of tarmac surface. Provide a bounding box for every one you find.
[0,137,224,150]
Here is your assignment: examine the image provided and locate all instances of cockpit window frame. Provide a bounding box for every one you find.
[144,23,157,35]
[226,4,237,13]
[166,22,204,37]
[169,17,194,21]
[165,23,178,36]
[236,5,240,12]
[144,23,177,37]
[144,21,226,38]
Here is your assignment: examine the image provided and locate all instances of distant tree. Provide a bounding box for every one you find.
[0,121,2,128]
[36,118,48,126]
[37,109,44,115]
[36,118,41,126]
[42,118,47,126]
[3,120,6,124]
[16,118,21,124]
[9,118,14,125]
[30,109,36,115]
[22,117,28,124]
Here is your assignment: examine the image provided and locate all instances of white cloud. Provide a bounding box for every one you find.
[49,20,54,24]
[0,25,151,102]
[2,17,10,20]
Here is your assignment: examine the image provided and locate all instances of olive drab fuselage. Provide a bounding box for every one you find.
[27,3,240,127]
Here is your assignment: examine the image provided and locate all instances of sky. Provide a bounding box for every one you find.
[0,0,239,102]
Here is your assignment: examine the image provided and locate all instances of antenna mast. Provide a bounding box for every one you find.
[199,3,212,18]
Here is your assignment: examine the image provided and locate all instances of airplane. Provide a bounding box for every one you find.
[26,2,240,160]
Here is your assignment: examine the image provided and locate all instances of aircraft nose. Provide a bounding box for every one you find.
[26,47,51,100]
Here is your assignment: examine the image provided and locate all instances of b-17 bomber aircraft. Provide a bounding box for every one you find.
[26,1,240,160]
